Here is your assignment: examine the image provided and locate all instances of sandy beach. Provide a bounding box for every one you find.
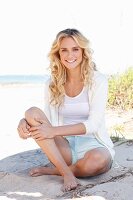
[0,84,45,159]
[0,84,133,200]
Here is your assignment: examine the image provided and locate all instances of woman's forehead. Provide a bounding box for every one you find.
[60,37,79,48]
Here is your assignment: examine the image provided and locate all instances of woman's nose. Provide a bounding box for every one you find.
[67,51,74,58]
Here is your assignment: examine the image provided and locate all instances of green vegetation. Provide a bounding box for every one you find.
[108,67,133,110]
[110,124,125,143]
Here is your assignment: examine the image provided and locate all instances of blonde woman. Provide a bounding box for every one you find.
[17,28,115,192]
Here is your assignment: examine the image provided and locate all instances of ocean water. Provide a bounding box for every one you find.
[0,74,49,84]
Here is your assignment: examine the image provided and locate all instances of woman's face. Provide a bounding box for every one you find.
[59,37,83,70]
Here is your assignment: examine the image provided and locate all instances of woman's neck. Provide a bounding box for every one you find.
[66,68,83,83]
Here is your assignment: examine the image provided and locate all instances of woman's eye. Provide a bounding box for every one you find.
[73,48,79,51]
[61,49,67,52]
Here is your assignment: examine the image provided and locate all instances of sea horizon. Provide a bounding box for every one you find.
[0,74,50,85]
[0,68,131,85]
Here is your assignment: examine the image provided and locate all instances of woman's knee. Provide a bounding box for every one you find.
[25,106,49,126]
[76,149,111,176]
[88,149,111,171]
[25,107,43,119]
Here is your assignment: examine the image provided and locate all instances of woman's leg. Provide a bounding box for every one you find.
[31,147,112,178]
[25,107,79,191]
[70,147,112,177]
[25,107,112,189]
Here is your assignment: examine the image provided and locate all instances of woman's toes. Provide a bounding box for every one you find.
[62,182,78,192]
[29,168,40,176]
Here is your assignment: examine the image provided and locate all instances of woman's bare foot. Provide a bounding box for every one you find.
[29,166,55,176]
[29,166,81,192]
[62,175,80,192]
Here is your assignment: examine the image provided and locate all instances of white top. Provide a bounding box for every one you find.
[59,87,95,138]
[59,87,89,125]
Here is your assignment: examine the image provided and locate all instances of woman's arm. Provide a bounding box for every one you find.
[29,119,86,140]
[53,123,86,136]
[82,73,108,135]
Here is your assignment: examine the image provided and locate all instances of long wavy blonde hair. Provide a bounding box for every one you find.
[48,28,96,106]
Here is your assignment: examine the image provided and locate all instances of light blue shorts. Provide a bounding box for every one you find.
[65,136,111,164]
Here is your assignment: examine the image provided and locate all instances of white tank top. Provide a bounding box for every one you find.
[59,87,89,126]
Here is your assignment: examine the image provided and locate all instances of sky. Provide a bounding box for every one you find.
[0,0,133,75]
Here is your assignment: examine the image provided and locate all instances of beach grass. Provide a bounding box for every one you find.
[108,67,133,110]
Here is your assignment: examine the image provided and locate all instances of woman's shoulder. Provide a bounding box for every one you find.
[93,70,108,83]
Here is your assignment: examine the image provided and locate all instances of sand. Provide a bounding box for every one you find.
[0,84,133,200]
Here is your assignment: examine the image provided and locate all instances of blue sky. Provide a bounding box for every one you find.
[0,0,133,75]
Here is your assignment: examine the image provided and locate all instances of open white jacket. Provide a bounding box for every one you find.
[43,71,115,158]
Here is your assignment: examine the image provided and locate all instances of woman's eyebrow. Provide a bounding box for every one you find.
[60,46,79,49]
[60,47,67,49]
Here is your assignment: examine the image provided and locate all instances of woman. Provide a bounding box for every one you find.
[17,28,115,192]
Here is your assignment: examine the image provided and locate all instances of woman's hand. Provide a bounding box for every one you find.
[17,118,31,139]
[29,119,55,141]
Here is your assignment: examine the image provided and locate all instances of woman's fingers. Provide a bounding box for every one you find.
[17,127,28,139]
[29,126,39,132]
[17,119,31,139]
[26,123,31,129]
[31,132,43,140]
